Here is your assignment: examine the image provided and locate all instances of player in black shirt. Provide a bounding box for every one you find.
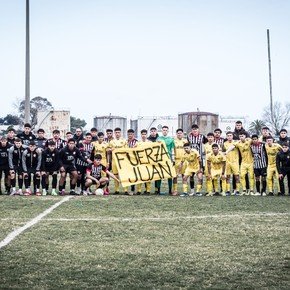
[7,128,16,145]
[8,138,27,195]
[22,141,42,195]
[35,128,47,150]
[58,138,92,195]
[90,127,98,142]
[276,142,290,196]
[0,136,12,194]
[277,129,290,146]
[17,123,36,146]
[41,140,60,195]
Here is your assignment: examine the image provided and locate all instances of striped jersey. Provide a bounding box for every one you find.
[187,133,207,157]
[46,138,65,150]
[76,141,93,167]
[250,143,267,169]
[214,137,225,146]
[86,163,107,180]
[126,138,138,148]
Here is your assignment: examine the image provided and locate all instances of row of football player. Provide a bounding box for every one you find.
[1,122,290,195]
[1,131,290,196]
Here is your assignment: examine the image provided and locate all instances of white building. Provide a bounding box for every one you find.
[130,116,178,138]
[219,116,249,137]
[36,110,70,138]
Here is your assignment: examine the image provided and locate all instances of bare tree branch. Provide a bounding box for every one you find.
[263,101,290,135]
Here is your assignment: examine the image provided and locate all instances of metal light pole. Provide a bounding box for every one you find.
[267,29,273,120]
[24,0,30,124]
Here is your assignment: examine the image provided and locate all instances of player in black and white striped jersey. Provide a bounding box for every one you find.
[124,129,138,195]
[187,124,207,191]
[45,129,66,150]
[76,133,94,194]
[250,134,268,195]
[213,128,225,146]
[187,124,208,156]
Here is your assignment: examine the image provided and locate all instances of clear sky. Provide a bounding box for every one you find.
[0,0,289,128]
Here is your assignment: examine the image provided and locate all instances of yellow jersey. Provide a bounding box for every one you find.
[223,140,239,163]
[136,140,152,147]
[92,141,109,164]
[182,149,200,171]
[207,152,226,171]
[108,138,127,150]
[265,143,282,166]
[174,138,188,161]
[236,139,253,164]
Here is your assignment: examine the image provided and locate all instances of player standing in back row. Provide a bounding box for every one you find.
[107,128,127,194]
[172,128,187,195]
[187,124,207,193]
[157,126,175,195]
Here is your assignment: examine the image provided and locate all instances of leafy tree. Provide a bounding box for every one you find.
[70,116,87,133]
[248,119,266,135]
[262,102,290,135]
[17,96,54,127]
[3,114,21,125]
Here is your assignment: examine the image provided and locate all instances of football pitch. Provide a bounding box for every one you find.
[0,195,289,289]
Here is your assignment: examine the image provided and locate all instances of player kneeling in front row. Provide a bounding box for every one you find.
[84,154,120,195]
[179,143,203,197]
[206,144,227,196]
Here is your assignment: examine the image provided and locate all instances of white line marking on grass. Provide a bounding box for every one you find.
[41,212,290,223]
[0,196,72,250]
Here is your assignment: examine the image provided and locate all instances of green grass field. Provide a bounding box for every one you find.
[0,195,289,289]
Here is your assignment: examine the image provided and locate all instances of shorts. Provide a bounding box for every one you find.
[175,160,185,175]
[10,166,23,175]
[225,162,240,175]
[0,166,9,175]
[61,165,77,174]
[184,167,199,177]
[87,178,107,188]
[254,167,267,177]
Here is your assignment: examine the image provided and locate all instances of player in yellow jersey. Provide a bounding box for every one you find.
[206,144,227,196]
[172,128,188,195]
[204,133,218,194]
[223,131,241,196]
[178,143,202,197]
[235,133,254,195]
[135,129,152,195]
[265,136,282,195]
[91,132,109,167]
[107,127,127,194]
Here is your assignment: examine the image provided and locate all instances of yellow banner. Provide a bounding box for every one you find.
[113,142,176,187]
